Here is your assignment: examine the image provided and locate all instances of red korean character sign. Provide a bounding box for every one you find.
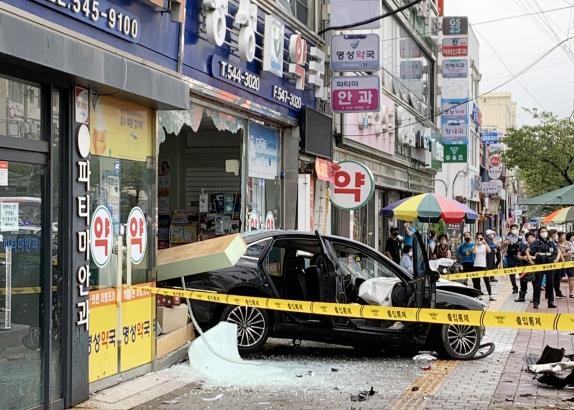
[90,206,113,268]
[127,206,147,264]
[330,161,375,210]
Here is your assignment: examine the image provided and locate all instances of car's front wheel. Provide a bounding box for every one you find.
[220,305,270,353]
[439,323,481,360]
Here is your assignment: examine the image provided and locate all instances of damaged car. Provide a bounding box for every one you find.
[164,230,488,360]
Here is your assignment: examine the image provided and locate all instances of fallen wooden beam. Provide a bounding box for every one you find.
[157,234,247,281]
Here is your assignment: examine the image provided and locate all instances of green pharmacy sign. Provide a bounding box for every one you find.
[443,144,467,163]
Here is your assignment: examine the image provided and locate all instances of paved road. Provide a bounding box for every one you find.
[83,278,574,410]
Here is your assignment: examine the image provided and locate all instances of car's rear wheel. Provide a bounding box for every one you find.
[221,305,269,353]
[440,323,481,360]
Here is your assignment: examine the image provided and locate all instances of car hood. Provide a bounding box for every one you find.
[436,278,483,298]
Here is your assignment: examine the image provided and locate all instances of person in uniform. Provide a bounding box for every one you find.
[504,224,521,293]
[527,227,561,309]
[514,232,536,302]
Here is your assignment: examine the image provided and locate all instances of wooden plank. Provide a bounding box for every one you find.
[157,233,247,281]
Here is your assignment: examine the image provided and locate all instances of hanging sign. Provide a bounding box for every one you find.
[330,34,380,71]
[127,207,147,264]
[90,206,113,268]
[331,75,380,113]
[330,161,375,210]
[488,165,503,180]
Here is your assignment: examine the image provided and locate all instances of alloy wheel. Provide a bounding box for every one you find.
[445,324,479,357]
[225,305,267,348]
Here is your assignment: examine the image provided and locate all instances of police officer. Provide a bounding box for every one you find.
[504,224,521,293]
[527,227,561,309]
[514,232,536,302]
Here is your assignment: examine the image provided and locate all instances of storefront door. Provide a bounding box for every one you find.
[0,76,64,409]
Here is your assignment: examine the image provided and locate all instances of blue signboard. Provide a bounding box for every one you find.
[440,98,468,144]
[13,0,181,69]
[183,2,318,119]
[481,127,501,143]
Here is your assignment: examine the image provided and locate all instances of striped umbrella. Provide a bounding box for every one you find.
[382,193,478,224]
[542,207,574,224]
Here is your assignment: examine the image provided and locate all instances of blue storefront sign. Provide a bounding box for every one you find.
[184,1,322,120]
[13,0,181,69]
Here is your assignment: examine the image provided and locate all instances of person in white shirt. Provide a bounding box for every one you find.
[473,232,495,301]
[400,245,414,274]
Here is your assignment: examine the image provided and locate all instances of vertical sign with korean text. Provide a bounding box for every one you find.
[88,288,118,382]
[330,161,375,210]
[120,284,154,372]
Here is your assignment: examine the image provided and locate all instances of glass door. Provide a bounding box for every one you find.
[0,162,46,409]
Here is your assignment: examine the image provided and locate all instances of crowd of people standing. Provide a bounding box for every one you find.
[385,222,574,309]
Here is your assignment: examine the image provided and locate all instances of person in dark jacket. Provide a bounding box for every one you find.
[385,227,401,265]
[514,232,536,302]
[504,224,521,293]
[485,229,501,282]
[527,227,561,309]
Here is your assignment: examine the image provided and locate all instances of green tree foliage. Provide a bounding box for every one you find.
[503,109,574,195]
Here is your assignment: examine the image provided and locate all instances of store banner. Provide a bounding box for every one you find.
[443,144,467,163]
[90,95,153,162]
[120,285,154,372]
[88,288,119,382]
[248,123,279,180]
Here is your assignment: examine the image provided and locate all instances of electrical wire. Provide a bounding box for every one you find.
[334,35,574,138]
[318,0,424,36]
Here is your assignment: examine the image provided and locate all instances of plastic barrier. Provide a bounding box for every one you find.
[129,285,574,332]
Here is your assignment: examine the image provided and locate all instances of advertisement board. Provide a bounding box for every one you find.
[88,288,119,382]
[442,59,468,78]
[331,34,380,71]
[120,285,154,372]
[331,76,380,113]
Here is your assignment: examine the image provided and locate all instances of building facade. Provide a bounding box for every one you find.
[0,0,327,408]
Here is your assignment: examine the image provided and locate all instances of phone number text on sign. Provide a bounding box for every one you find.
[32,0,140,42]
[330,161,375,210]
[331,76,380,113]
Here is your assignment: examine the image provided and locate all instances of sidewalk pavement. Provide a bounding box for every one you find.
[78,276,574,410]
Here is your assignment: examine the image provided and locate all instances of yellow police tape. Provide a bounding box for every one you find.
[130,285,574,332]
[442,260,574,281]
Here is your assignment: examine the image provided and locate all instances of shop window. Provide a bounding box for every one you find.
[0,76,42,140]
[89,96,156,288]
[158,107,244,246]
[246,122,282,231]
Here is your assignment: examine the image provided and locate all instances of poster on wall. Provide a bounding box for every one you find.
[120,285,154,372]
[90,95,153,162]
[88,288,119,382]
[248,123,279,180]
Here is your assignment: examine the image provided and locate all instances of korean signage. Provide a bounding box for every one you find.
[88,288,118,382]
[90,206,113,268]
[30,0,141,42]
[248,122,279,180]
[315,158,339,183]
[481,180,503,195]
[442,59,468,78]
[443,144,467,163]
[331,34,380,71]
[0,203,18,232]
[442,16,469,35]
[199,0,324,115]
[442,37,468,57]
[331,76,380,113]
[120,286,154,372]
[481,127,501,143]
[330,161,375,210]
[127,207,147,264]
[488,166,503,180]
[441,98,469,144]
[75,121,91,331]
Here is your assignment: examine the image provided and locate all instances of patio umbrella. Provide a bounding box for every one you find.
[381,193,478,224]
[542,207,574,224]
[519,184,574,206]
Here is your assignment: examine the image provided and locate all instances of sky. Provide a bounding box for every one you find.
[445,0,574,126]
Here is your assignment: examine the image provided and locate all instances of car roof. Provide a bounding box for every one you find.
[240,230,370,248]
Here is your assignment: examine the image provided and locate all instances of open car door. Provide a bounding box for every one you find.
[411,231,436,308]
[314,230,346,304]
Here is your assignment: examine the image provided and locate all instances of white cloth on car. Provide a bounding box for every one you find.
[358,277,400,306]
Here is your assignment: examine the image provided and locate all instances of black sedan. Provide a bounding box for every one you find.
[163,230,486,360]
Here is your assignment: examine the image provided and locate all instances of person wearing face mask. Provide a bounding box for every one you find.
[551,230,567,299]
[385,227,402,265]
[473,233,495,301]
[514,232,537,302]
[433,234,452,259]
[485,229,501,282]
[504,224,521,294]
[457,232,475,278]
[527,227,561,309]
[400,245,414,274]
